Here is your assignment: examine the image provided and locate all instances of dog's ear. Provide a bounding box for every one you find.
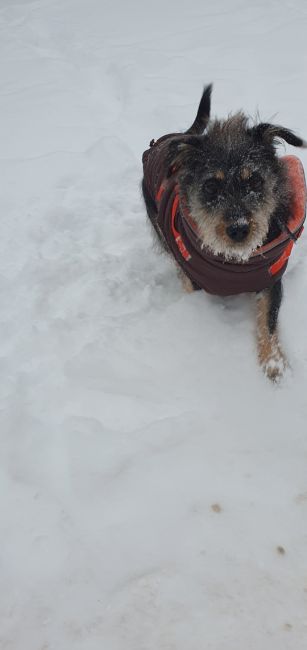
[250,123,307,148]
[166,135,204,177]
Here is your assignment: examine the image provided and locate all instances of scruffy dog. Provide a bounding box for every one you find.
[142,85,306,381]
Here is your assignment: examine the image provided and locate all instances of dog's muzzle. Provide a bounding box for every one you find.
[226,221,250,242]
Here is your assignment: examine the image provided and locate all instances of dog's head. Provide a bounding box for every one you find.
[167,112,305,261]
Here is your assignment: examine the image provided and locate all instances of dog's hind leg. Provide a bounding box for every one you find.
[256,280,288,382]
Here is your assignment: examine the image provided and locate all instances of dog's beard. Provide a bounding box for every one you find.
[187,198,274,263]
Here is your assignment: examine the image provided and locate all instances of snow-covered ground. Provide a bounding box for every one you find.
[1,0,307,648]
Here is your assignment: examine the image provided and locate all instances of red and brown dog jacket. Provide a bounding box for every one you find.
[142,135,306,296]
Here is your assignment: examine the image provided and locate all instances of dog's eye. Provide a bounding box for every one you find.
[203,178,223,200]
[245,172,264,193]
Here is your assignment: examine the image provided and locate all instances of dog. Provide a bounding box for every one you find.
[142,85,306,381]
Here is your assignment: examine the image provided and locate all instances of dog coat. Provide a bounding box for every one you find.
[142,134,306,296]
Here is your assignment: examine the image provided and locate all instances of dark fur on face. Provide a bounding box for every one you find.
[166,86,306,261]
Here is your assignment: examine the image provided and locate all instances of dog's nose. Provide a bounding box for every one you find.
[226,223,250,242]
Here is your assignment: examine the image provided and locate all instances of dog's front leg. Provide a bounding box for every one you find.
[175,264,201,293]
[256,280,287,381]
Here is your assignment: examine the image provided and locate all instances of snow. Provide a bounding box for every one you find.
[1,0,307,648]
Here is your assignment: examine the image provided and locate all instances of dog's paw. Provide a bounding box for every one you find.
[262,348,288,383]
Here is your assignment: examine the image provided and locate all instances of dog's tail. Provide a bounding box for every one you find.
[186,84,212,135]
